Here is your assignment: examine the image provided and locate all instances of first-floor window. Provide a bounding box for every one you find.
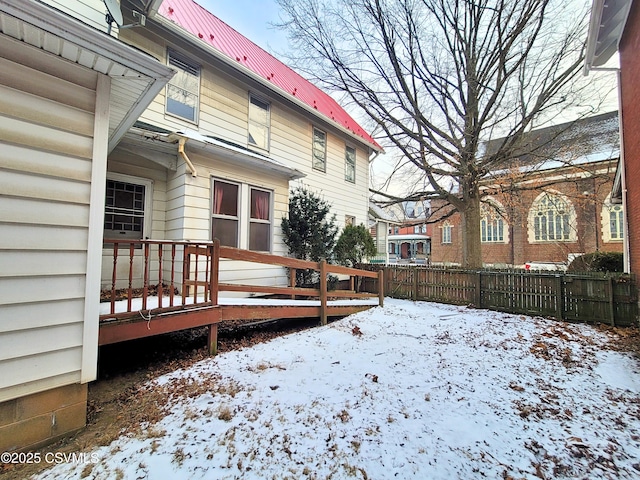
[389,243,395,254]
[104,176,150,240]
[249,188,271,251]
[212,180,239,247]
[442,222,452,244]
[212,178,273,252]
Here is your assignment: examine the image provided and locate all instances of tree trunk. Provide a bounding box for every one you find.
[461,195,482,269]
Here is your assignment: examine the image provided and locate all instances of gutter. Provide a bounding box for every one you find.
[151,14,383,154]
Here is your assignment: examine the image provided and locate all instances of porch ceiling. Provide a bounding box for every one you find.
[0,0,174,152]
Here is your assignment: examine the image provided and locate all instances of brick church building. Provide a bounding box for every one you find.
[430,112,623,268]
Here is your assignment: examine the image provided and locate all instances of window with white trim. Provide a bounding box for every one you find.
[248,94,270,150]
[212,179,273,252]
[480,201,507,243]
[442,221,452,244]
[166,50,200,123]
[345,145,356,183]
[249,187,272,251]
[529,192,576,242]
[602,195,624,242]
[211,179,240,247]
[104,175,153,241]
[313,127,327,172]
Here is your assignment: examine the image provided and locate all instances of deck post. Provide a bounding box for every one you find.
[290,268,296,300]
[208,324,218,355]
[209,239,221,355]
[378,269,384,307]
[320,260,327,326]
[210,239,220,305]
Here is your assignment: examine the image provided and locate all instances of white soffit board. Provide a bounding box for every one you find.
[0,0,174,151]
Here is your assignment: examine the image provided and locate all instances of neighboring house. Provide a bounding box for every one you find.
[104,0,382,291]
[585,0,637,276]
[0,0,380,451]
[370,200,431,263]
[0,0,174,451]
[429,112,622,268]
[368,203,398,263]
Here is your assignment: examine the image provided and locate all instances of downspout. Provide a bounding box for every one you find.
[616,70,631,273]
[178,137,198,177]
[585,64,628,271]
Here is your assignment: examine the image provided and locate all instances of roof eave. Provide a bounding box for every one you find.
[168,131,306,180]
[584,0,633,74]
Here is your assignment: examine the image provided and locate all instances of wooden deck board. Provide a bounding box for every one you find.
[98,302,375,346]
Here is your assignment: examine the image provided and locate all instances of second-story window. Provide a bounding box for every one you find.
[345,145,356,183]
[313,127,327,172]
[248,95,270,150]
[166,50,200,123]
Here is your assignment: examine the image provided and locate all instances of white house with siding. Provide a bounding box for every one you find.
[0,0,380,451]
[102,0,382,291]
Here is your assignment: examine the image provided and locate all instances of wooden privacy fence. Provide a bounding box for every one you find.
[360,265,638,327]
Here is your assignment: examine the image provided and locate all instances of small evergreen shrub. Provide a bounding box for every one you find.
[335,224,377,267]
[281,186,338,286]
[567,252,624,273]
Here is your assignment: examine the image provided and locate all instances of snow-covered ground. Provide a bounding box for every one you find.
[37,299,640,479]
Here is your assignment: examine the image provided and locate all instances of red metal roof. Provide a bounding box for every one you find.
[158,0,381,151]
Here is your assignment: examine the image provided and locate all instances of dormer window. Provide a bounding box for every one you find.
[166,50,200,123]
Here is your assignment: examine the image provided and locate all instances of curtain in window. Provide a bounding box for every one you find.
[213,182,224,215]
[251,190,270,220]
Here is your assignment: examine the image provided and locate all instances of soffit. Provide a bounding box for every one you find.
[0,0,174,151]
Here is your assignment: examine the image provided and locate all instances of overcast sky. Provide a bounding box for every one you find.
[194,0,290,55]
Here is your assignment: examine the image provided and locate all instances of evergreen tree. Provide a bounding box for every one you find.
[282,186,338,285]
[335,224,377,268]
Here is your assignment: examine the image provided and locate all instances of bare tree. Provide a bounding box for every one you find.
[276,0,605,267]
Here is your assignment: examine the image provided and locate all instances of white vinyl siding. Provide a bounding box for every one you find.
[0,51,98,402]
[165,151,289,292]
[39,0,108,33]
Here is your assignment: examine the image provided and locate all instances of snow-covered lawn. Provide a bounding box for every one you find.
[38,299,640,479]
